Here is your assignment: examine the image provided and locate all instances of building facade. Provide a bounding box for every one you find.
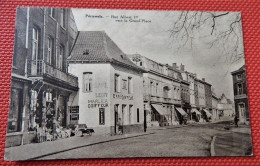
[6,7,78,147]
[68,31,145,135]
[212,93,220,121]
[217,93,234,120]
[231,65,250,123]
[128,55,185,127]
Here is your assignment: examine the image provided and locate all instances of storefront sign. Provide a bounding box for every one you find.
[88,99,109,108]
[113,94,133,100]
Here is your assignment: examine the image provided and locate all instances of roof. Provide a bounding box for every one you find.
[231,65,246,75]
[68,31,145,72]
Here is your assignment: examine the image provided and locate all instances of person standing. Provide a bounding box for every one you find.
[234,116,239,127]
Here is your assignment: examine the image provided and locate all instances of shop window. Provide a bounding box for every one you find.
[47,37,54,64]
[69,106,79,121]
[8,88,23,133]
[128,77,133,94]
[115,74,120,93]
[237,83,243,95]
[238,103,245,117]
[83,72,93,92]
[137,108,140,123]
[32,27,39,61]
[99,108,105,125]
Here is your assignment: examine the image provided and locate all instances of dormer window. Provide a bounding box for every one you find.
[83,49,89,55]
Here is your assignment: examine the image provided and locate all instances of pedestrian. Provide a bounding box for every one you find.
[234,116,239,127]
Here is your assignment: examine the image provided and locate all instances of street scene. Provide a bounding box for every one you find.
[5,7,252,161]
[5,122,252,160]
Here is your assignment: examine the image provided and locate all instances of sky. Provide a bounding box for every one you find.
[72,8,245,100]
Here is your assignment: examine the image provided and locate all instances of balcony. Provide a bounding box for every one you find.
[28,60,78,90]
[234,94,247,100]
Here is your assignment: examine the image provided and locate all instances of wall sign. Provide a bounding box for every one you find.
[113,94,133,100]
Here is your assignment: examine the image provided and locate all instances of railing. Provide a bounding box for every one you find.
[144,93,181,105]
[28,60,78,87]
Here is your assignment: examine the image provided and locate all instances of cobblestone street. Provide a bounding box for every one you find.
[35,123,252,160]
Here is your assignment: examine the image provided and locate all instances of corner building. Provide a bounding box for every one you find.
[68,31,145,135]
[6,7,78,147]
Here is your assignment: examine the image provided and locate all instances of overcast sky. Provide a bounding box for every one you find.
[72,8,245,100]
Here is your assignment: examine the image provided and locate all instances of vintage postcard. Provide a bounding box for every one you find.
[4,7,252,160]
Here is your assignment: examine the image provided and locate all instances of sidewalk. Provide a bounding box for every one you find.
[5,131,154,161]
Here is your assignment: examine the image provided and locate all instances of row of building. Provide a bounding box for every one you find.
[6,7,250,147]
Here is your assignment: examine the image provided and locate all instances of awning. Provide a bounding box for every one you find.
[175,107,188,116]
[203,109,212,117]
[191,108,201,115]
[151,104,169,116]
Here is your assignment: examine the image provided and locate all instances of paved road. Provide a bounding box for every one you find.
[38,123,252,160]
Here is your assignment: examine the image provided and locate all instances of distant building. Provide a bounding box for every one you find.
[231,65,250,123]
[6,7,78,147]
[128,55,186,127]
[217,94,234,120]
[68,31,146,135]
[212,93,220,121]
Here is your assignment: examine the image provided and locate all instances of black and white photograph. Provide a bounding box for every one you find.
[4,7,252,161]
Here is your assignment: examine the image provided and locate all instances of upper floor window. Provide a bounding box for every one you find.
[237,83,243,95]
[49,8,55,18]
[128,77,133,94]
[83,72,93,92]
[115,74,120,93]
[57,45,64,69]
[237,74,242,81]
[32,28,39,61]
[60,9,65,28]
[47,37,54,64]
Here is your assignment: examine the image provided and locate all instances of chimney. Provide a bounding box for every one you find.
[202,78,205,82]
[180,64,185,71]
[172,63,177,69]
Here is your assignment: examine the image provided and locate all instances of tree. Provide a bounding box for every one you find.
[167,11,243,64]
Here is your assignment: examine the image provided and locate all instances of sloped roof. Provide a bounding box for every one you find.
[231,65,245,74]
[68,31,144,72]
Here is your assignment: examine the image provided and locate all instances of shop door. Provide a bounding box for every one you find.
[114,105,119,134]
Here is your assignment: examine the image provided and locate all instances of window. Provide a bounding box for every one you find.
[69,106,79,121]
[32,28,39,61]
[237,74,242,81]
[237,83,243,95]
[83,72,93,92]
[238,103,245,117]
[150,81,154,95]
[99,108,105,125]
[156,83,159,96]
[140,61,142,66]
[57,45,64,69]
[8,88,23,133]
[60,9,65,28]
[122,79,127,90]
[129,105,133,124]
[49,8,55,18]
[137,108,140,123]
[115,74,120,92]
[128,77,133,94]
[47,37,54,64]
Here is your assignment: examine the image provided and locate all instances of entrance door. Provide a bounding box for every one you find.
[239,103,245,120]
[144,109,147,132]
[114,105,119,134]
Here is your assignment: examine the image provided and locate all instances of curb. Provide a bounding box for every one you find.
[26,132,154,160]
[210,136,216,156]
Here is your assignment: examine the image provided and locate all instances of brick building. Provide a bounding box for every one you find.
[231,65,250,123]
[6,7,78,147]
